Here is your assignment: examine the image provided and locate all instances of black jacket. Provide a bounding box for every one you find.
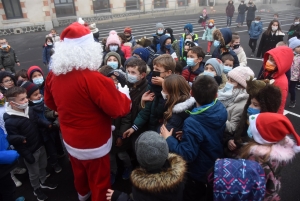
[0,47,19,70]
[238,3,247,14]
[246,5,257,21]
[4,107,42,164]
[288,24,300,39]
[256,30,285,58]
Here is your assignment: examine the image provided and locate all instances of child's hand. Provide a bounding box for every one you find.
[142,90,155,102]
[116,137,123,147]
[23,139,27,143]
[106,189,114,201]
[160,124,173,139]
[176,131,183,141]
[228,140,237,151]
[151,77,164,86]
[123,128,134,138]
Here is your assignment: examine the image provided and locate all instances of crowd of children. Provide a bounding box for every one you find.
[0,10,300,201]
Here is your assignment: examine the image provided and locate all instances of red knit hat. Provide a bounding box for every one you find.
[124,27,132,34]
[27,66,44,81]
[249,113,300,146]
[60,22,94,46]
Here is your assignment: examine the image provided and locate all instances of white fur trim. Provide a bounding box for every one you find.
[293,145,300,153]
[249,114,273,144]
[64,32,94,46]
[275,31,285,36]
[172,97,195,113]
[78,192,91,201]
[63,135,112,160]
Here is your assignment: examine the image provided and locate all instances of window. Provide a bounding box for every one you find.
[178,0,188,7]
[54,0,76,17]
[126,0,140,11]
[154,0,167,8]
[93,0,110,13]
[2,0,23,19]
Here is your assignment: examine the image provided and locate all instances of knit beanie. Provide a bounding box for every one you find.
[205,58,224,76]
[124,27,132,35]
[213,158,266,200]
[21,81,39,98]
[104,52,121,67]
[135,131,169,172]
[184,23,193,33]
[89,23,99,34]
[106,30,121,46]
[27,66,44,81]
[289,36,300,50]
[132,48,150,63]
[156,23,164,30]
[249,113,300,151]
[228,67,254,88]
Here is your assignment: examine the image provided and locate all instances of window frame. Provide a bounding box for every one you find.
[93,0,111,14]
[2,0,23,20]
[54,0,76,18]
[153,0,167,9]
[125,0,140,11]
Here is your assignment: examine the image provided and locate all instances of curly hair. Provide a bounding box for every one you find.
[213,29,225,46]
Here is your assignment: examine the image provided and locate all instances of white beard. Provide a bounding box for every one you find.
[50,41,103,75]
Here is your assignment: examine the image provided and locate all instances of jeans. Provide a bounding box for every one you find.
[110,151,131,174]
[0,173,16,201]
[227,16,232,26]
[23,146,47,190]
[249,38,258,53]
[289,81,297,101]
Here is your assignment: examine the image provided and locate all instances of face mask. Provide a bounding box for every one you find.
[33,77,44,85]
[247,107,260,116]
[185,39,192,43]
[247,126,253,138]
[13,102,28,110]
[161,91,167,100]
[1,44,7,48]
[203,71,215,77]
[272,26,278,31]
[109,45,118,52]
[165,44,172,50]
[187,58,197,67]
[265,60,276,71]
[165,33,170,37]
[157,30,164,34]
[107,61,118,70]
[224,82,234,92]
[254,20,259,23]
[32,97,43,104]
[213,40,220,47]
[209,23,213,26]
[47,42,53,46]
[127,74,139,84]
[223,66,232,74]
[233,44,240,49]
[295,22,300,25]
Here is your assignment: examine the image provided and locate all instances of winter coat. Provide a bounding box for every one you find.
[198,14,209,23]
[226,4,235,17]
[249,21,263,39]
[45,34,60,43]
[112,153,186,201]
[246,5,257,21]
[245,136,298,201]
[238,3,247,14]
[260,47,294,114]
[163,97,195,137]
[127,35,137,47]
[233,47,247,67]
[42,45,53,64]
[120,42,132,59]
[152,34,162,53]
[202,26,216,41]
[288,24,300,39]
[219,73,228,89]
[0,46,19,70]
[256,30,285,58]
[166,100,227,182]
[181,62,205,83]
[156,35,178,60]
[291,54,300,81]
[4,105,43,164]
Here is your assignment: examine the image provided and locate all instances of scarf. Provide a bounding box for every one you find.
[126,35,132,42]
[218,88,244,108]
[208,25,215,29]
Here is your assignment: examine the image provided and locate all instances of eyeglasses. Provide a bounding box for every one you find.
[3,79,13,84]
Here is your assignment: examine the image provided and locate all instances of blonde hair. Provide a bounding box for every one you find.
[239,140,272,163]
[153,54,176,73]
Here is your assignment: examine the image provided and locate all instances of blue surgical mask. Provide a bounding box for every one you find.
[157,30,164,34]
[224,82,234,92]
[203,71,215,77]
[247,126,253,138]
[33,77,44,85]
[223,66,232,74]
[247,107,260,116]
[187,58,197,67]
[254,20,259,23]
[165,33,170,37]
[127,74,139,84]
[165,44,172,50]
[32,97,43,104]
[109,45,118,52]
[213,40,220,47]
[107,61,118,69]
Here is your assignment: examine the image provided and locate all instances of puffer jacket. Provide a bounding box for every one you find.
[202,26,216,41]
[182,63,205,83]
[249,21,263,39]
[291,54,300,81]
[0,46,19,70]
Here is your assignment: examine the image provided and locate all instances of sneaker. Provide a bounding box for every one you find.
[111,172,116,185]
[34,188,48,201]
[11,175,22,187]
[12,167,27,175]
[40,180,58,190]
[15,196,25,201]
[289,101,296,108]
[52,163,62,173]
[122,166,132,180]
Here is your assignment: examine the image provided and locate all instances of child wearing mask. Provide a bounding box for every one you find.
[240,112,300,201]
[288,17,300,40]
[248,16,263,57]
[182,23,198,42]
[230,33,247,66]
[221,54,234,74]
[161,75,227,201]
[152,23,165,52]
[103,52,122,70]
[256,20,285,58]
[124,27,136,47]
[104,31,126,66]
[45,29,60,44]
[288,36,300,108]
[181,46,205,84]
[198,9,209,29]
[201,58,227,89]
[258,46,294,114]
[0,71,16,95]
[155,35,178,60]
[202,19,216,55]
[42,37,54,68]
[0,39,20,74]
[27,66,45,95]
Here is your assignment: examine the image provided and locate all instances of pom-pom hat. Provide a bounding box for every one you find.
[106,30,121,46]
[228,66,254,88]
[60,22,94,46]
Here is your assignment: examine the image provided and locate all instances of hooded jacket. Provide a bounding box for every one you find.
[166,100,227,182]
[261,46,294,114]
[256,30,285,58]
[249,21,263,39]
[156,35,177,60]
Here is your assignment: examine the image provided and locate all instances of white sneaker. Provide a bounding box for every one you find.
[12,167,27,175]
[11,175,22,187]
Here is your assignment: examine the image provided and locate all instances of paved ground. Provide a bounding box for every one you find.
[4,8,300,201]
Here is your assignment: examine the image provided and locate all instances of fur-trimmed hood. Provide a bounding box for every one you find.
[131,153,186,193]
[250,136,298,162]
[172,97,195,113]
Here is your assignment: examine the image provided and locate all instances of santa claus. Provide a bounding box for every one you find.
[44,22,131,201]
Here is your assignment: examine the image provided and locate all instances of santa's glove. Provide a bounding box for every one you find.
[118,83,130,100]
[111,125,115,131]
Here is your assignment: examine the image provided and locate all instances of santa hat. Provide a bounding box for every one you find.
[106,30,121,47]
[78,17,85,25]
[289,36,300,50]
[228,66,254,88]
[124,27,132,35]
[60,22,94,46]
[249,113,300,150]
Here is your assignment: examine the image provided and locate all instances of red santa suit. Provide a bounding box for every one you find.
[44,22,131,201]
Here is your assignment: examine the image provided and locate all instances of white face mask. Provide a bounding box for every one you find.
[209,23,213,26]
[272,26,278,31]
[12,102,28,110]
[185,39,192,42]
[47,42,53,46]
[295,22,300,25]
[161,91,168,100]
